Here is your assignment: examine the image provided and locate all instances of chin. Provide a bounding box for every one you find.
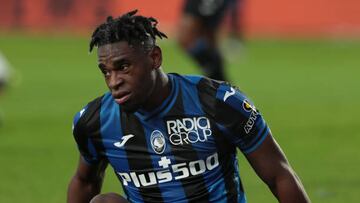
[121,103,140,113]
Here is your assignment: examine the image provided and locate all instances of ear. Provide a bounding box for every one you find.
[149,46,162,69]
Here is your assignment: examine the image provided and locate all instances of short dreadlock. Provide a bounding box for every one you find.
[89,10,167,52]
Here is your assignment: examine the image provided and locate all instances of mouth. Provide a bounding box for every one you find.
[113,92,131,105]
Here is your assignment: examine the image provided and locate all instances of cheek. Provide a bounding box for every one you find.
[135,71,156,95]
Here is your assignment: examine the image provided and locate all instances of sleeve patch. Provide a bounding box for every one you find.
[214,83,271,153]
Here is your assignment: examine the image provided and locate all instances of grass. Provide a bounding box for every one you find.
[0,34,359,202]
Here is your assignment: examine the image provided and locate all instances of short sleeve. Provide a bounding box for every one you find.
[215,83,270,154]
[72,105,100,164]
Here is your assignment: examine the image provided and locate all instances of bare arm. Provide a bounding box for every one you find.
[67,156,108,203]
[245,133,311,203]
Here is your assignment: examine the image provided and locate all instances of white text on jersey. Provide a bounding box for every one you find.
[166,117,212,145]
[117,153,219,188]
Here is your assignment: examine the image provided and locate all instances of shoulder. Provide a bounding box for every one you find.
[170,73,228,94]
[171,73,250,113]
[169,73,204,86]
[72,93,109,133]
[169,73,252,112]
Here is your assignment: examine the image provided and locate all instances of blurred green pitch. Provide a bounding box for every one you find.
[0,34,359,202]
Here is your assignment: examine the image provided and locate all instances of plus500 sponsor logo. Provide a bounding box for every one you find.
[117,153,219,188]
[166,116,212,145]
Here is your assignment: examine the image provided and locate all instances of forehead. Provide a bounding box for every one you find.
[97,41,135,59]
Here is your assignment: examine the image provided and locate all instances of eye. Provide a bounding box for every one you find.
[117,63,130,71]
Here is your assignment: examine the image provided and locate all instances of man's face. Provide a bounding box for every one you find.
[97,41,157,112]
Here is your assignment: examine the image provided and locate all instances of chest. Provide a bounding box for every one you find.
[102,115,218,163]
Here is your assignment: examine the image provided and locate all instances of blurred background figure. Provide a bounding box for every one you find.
[0,51,10,96]
[0,51,11,125]
[177,0,242,81]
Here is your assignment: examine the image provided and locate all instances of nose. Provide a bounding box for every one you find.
[108,71,124,90]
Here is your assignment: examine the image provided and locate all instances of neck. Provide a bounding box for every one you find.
[141,70,170,111]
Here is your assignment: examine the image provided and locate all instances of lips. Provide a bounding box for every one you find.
[113,92,131,105]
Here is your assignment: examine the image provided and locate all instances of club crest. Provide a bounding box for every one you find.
[150,130,166,154]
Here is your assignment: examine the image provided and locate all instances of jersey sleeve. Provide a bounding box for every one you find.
[215,83,271,154]
[72,105,100,164]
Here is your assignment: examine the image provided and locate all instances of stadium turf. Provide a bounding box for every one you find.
[0,34,359,202]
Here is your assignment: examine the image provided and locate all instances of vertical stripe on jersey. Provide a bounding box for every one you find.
[73,117,95,164]
[179,78,229,203]
[197,78,243,203]
[141,119,188,203]
[165,86,211,203]
[212,124,245,202]
[137,74,187,203]
[86,96,108,163]
[73,96,107,164]
[120,109,164,203]
[99,93,133,198]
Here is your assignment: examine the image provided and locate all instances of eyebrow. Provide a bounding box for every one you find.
[113,58,130,68]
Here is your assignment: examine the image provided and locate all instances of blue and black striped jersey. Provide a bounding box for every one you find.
[72,74,270,203]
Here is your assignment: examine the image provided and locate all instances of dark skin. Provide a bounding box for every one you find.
[67,41,310,203]
[67,41,168,203]
[90,193,129,203]
[97,41,170,112]
[67,158,108,203]
[246,134,310,202]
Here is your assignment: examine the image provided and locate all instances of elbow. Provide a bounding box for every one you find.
[266,167,311,203]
